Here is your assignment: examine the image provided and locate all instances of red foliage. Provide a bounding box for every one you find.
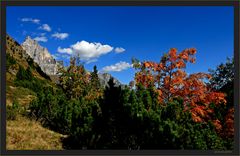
[133,48,227,126]
[223,107,234,138]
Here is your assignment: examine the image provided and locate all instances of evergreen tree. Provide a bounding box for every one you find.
[90,65,101,90]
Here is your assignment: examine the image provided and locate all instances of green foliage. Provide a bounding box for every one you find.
[90,65,101,90]
[7,100,20,120]
[14,78,46,93]
[27,58,232,150]
[6,53,16,70]
[58,57,90,99]
[208,57,234,147]
[14,64,49,93]
[16,65,33,81]
[209,57,234,108]
[27,57,34,68]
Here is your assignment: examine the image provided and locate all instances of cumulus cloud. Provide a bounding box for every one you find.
[71,40,113,60]
[52,32,69,40]
[38,24,51,32]
[57,47,73,55]
[114,47,125,53]
[33,36,48,42]
[102,61,132,72]
[21,18,40,24]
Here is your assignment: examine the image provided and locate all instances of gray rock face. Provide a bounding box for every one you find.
[21,36,61,75]
[98,73,124,88]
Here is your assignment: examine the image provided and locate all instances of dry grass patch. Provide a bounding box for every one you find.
[6,85,36,106]
[6,115,66,150]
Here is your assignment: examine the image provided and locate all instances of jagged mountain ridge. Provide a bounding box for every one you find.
[98,72,123,88]
[6,34,51,81]
[21,36,61,76]
[20,36,124,88]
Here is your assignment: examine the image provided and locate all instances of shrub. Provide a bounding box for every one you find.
[7,100,20,120]
[6,53,16,70]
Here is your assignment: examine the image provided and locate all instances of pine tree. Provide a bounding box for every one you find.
[90,65,101,90]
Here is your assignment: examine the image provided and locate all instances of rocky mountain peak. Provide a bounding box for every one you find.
[21,36,61,75]
[98,72,124,88]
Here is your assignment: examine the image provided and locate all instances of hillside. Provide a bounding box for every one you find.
[5,34,124,150]
[6,34,64,149]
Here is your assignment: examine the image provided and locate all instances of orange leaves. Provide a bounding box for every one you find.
[163,75,170,86]
[223,107,234,138]
[156,89,164,103]
[175,60,186,68]
[206,92,227,105]
[143,61,158,69]
[192,112,203,122]
[169,48,178,62]
[133,47,227,129]
[135,72,154,88]
[181,54,189,61]
[191,105,210,119]
[213,119,222,132]
[190,58,196,63]
[143,62,152,68]
[189,48,197,55]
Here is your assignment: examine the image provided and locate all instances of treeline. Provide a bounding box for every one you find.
[25,50,234,150]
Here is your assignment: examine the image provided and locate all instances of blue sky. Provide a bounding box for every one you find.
[7,6,233,84]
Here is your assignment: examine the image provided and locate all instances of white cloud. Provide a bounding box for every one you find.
[33,36,48,42]
[21,18,40,24]
[71,40,114,60]
[57,47,73,55]
[52,32,69,40]
[102,61,132,72]
[86,59,98,64]
[38,24,51,32]
[114,47,125,53]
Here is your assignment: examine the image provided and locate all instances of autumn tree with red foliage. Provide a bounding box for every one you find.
[132,48,227,128]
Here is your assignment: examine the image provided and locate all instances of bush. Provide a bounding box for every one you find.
[14,78,45,93]
[27,61,231,150]
[7,100,20,120]
[6,53,16,70]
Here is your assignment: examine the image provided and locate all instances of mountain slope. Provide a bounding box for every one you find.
[6,35,51,83]
[6,34,64,150]
[21,36,61,76]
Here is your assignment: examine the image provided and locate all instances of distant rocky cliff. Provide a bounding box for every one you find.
[21,36,61,75]
[20,36,124,87]
[98,73,125,88]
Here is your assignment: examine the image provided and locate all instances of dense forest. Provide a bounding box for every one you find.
[7,48,234,150]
